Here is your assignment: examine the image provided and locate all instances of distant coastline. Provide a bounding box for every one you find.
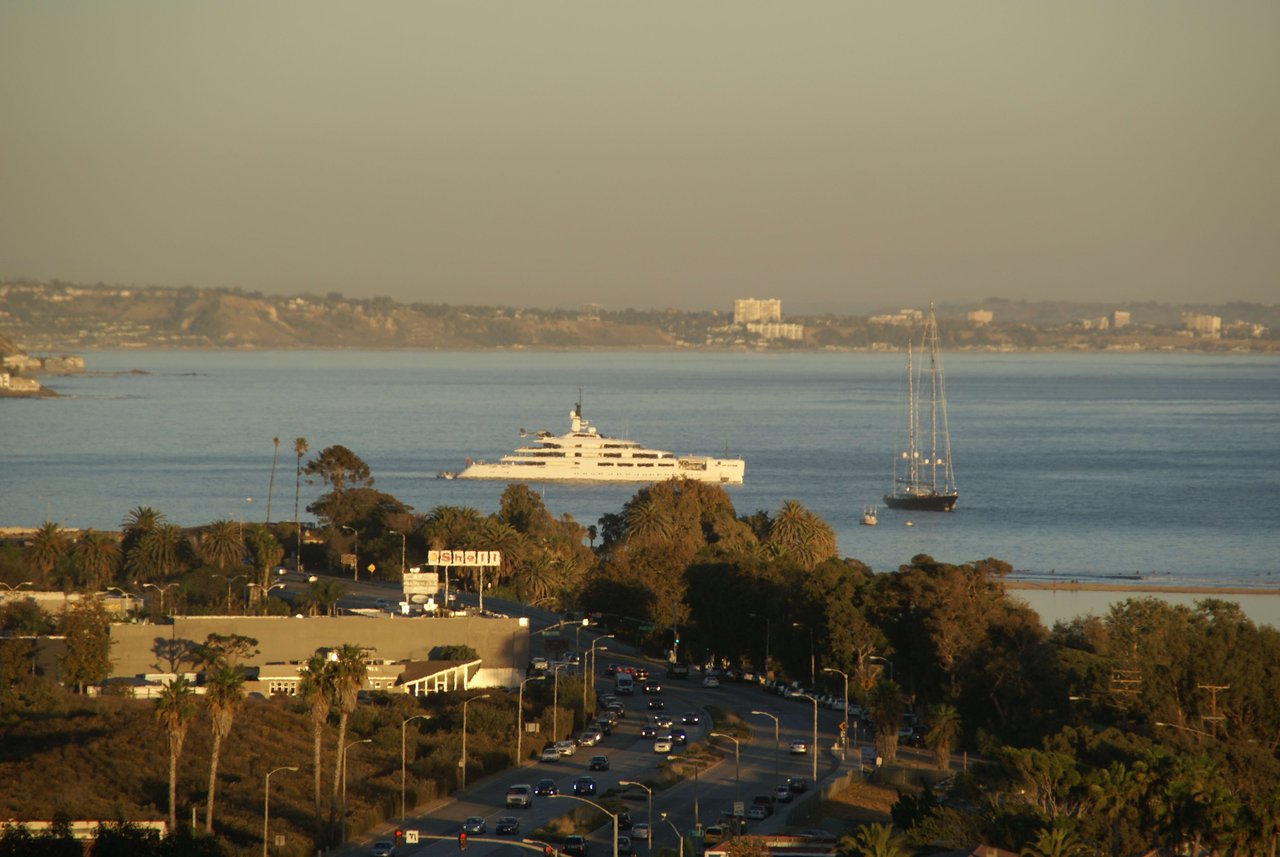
[1007,580,1280,596]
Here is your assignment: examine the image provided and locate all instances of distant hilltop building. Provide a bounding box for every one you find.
[1113,310,1131,328]
[734,298,782,325]
[869,308,924,326]
[733,298,803,341]
[1181,312,1221,338]
[967,309,993,325]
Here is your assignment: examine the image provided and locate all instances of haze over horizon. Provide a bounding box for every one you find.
[2,3,1276,313]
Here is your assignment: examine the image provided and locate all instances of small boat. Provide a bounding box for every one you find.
[861,505,878,526]
[436,471,457,480]
[884,303,958,512]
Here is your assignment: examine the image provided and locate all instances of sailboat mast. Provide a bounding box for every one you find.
[927,304,940,492]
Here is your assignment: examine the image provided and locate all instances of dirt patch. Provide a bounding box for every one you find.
[818,779,902,825]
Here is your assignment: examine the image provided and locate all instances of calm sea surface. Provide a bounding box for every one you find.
[3,350,1278,599]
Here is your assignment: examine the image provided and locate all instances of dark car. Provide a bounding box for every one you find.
[534,778,558,796]
[616,835,634,856]
[633,668,649,682]
[681,711,701,725]
[496,817,521,835]
[671,727,688,745]
[594,718,614,736]
[751,795,775,815]
[646,698,665,710]
[605,663,619,676]
[787,776,808,793]
[640,723,658,739]
[563,835,588,857]
[643,680,663,694]
[573,776,597,796]
[589,755,610,771]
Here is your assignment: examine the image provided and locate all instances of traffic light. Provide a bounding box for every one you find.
[458,832,468,851]
[544,846,555,857]
[395,829,404,845]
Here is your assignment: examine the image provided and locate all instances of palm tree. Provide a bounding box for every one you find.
[126,522,188,582]
[925,703,961,770]
[299,652,335,838]
[767,500,837,570]
[199,520,243,571]
[72,530,121,590]
[329,644,368,828]
[25,521,69,587]
[122,506,164,533]
[266,436,280,523]
[839,822,908,857]
[244,523,284,591]
[203,664,245,832]
[624,498,673,543]
[303,578,348,617]
[868,680,906,765]
[294,437,308,570]
[154,676,197,832]
[1020,821,1091,857]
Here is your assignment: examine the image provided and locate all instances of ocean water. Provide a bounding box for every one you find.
[2,350,1278,589]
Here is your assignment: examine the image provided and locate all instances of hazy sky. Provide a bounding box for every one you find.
[2,3,1276,312]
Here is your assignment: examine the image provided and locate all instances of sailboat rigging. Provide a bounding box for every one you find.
[884,303,958,512]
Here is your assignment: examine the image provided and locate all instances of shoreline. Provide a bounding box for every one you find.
[1007,580,1280,596]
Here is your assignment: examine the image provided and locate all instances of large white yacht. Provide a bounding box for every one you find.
[456,401,745,485]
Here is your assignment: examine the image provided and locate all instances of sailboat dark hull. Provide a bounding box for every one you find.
[883,491,958,512]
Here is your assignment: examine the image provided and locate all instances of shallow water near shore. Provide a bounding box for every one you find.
[3,350,1278,607]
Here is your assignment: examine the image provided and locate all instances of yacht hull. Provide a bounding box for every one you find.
[883,492,958,512]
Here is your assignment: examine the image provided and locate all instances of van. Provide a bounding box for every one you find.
[615,674,634,695]
[505,784,533,808]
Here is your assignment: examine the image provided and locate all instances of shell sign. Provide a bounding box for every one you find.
[427,550,502,567]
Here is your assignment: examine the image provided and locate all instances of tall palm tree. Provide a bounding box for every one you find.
[122,506,164,533]
[199,520,243,571]
[767,500,837,570]
[72,530,121,590]
[839,822,908,857]
[294,437,308,570]
[624,498,673,543]
[868,680,906,765]
[303,578,348,617]
[925,703,961,770]
[126,522,188,583]
[154,676,197,832]
[203,664,245,832]
[329,644,368,828]
[244,523,284,591]
[25,521,69,587]
[299,652,335,839]
[266,436,280,523]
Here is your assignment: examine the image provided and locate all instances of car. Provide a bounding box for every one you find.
[531,656,550,672]
[617,810,634,830]
[563,835,588,857]
[540,745,562,762]
[589,755,610,771]
[654,714,673,728]
[653,738,673,753]
[506,784,533,808]
[563,651,581,665]
[646,698,665,710]
[370,841,397,856]
[605,663,619,676]
[577,729,602,746]
[617,835,634,856]
[789,740,808,755]
[786,776,808,793]
[702,826,725,846]
[630,823,650,842]
[668,663,690,678]
[375,598,390,610]
[573,776,598,796]
[461,816,487,834]
[534,778,559,796]
[671,727,688,745]
[701,676,720,688]
[682,712,701,725]
[605,702,626,719]
[496,816,521,835]
[745,806,768,821]
[774,785,793,802]
[555,739,578,756]
[594,718,614,736]
[633,668,649,681]
[643,680,663,694]
[752,795,775,814]
[640,723,658,739]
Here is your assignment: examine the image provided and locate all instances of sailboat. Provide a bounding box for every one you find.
[884,303,958,512]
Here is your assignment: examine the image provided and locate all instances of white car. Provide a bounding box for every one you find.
[653,738,673,753]
[370,841,396,857]
[555,740,578,756]
[630,823,650,842]
[789,740,808,755]
[540,745,561,762]
[701,676,720,688]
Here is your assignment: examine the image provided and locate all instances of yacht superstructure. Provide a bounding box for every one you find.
[456,402,745,485]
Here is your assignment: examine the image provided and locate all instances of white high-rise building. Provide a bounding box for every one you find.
[734,298,782,325]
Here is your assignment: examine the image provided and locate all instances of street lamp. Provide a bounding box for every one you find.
[460,693,491,791]
[749,613,771,676]
[340,525,358,581]
[792,622,814,685]
[868,655,894,683]
[552,663,569,741]
[659,812,683,857]
[709,733,741,808]
[211,573,248,613]
[798,693,820,781]
[247,582,286,612]
[585,635,614,720]
[263,765,298,857]
[750,710,780,782]
[0,581,34,592]
[619,780,652,855]
[823,667,850,761]
[517,675,546,765]
[667,754,700,828]
[389,530,407,578]
[401,714,431,818]
[141,582,180,616]
[551,794,618,857]
[341,738,372,843]
[1155,721,1214,740]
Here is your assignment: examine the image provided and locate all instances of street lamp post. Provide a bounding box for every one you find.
[401,714,431,818]
[659,812,683,857]
[551,794,618,857]
[517,675,546,765]
[792,622,814,685]
[342,737,372,843]
[460,693,491,791]
[868,655,894,683]
[584,635,614,720]
[0,581,34,592]
[340,525,358,581]
[247,582,286,612]
[141,582,180,616]
[668,754,700,829]
[709,733,741,809]
[552,663,569,740]
[823,667,850,761]
[750,710,780,782]
[389,529,406,578]
[799,694,819,781]
[262,765,298,857]
[211,573,247,613]
[619,781,653,855]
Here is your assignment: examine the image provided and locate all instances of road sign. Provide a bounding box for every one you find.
[406,831,419,844]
